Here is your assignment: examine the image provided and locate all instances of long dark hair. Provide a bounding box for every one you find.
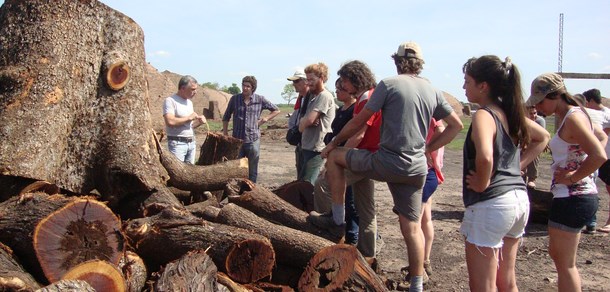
[463,55,529,148]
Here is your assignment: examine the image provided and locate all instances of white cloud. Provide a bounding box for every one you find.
[149,50,171,57]
[588,52,602,59]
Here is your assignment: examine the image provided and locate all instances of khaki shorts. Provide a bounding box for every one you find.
[346,148,425,221]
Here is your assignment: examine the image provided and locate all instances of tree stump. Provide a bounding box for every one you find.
[0,242,41,291]
[226,179,341,242]
[61,260,126,292]
[197,132,243,166]
[527,187,553,224]
[298,244,387,292]
[153,250,218,292]
[208,203,333,269]
[272,180,315,213]
[118,251,147,292]
[0,193,79,283]
[122,207,275,280]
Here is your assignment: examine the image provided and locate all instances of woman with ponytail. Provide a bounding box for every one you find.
[526,73,606,292]
[461,56,550,291]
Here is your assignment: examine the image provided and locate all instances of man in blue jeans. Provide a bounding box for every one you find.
[223,76,280,182]
[163,75,207,164]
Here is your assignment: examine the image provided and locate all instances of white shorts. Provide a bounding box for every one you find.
[460,189,530,248]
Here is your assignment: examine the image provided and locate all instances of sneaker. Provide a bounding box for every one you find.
[423,260,433,276]
[583,225,597,234]
[396,270,429,291]
[307,211,345,239]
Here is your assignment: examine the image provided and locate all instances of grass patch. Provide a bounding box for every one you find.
[446,117,471,151]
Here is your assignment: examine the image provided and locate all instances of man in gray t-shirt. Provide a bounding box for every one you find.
[308,42,463,291]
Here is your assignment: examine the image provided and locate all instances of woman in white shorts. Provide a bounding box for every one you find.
[460,55,549,291]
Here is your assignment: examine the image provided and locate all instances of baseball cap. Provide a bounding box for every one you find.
[525,73,565,106]
[287,68,306,81]
[396,41,423,60]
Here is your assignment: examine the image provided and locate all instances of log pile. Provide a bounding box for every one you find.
[0,0,390,290]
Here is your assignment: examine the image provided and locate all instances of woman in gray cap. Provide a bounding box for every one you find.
[526,73,606,292]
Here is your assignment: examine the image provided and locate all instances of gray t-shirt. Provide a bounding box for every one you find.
[163,94,194,137]
[301,89,336,152]
[365,74,453,176]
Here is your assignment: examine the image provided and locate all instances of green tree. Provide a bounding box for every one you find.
[281,83,296,104]
[226,83,241,95]
[201,82,220,90]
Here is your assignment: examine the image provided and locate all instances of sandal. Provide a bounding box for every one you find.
[598,224,610,233]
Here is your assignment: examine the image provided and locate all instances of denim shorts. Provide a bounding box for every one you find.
[460,189,530,248]
[422,168,439,203]
[548,195,599,233]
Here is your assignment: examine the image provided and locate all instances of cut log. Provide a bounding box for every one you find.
[33,199,124,283]
[0,242,41,291]
[272,180,314,212]
[123,207,275,279]
[61,260,126,292]
[244,282,295,292]
[186,199,222,221]
[298,244,387,292]
[269,265,303,289]
[0,193,80,283]
[217,272,250,292]
[36,279,95,292]
[159,142,249,192]
[226,179,341,241]
[197,132,243,166]
[153,250,218,292]
[118,251,147,292]
[226,238,276,284]
[527,187,553,224]
[208,203,333,269]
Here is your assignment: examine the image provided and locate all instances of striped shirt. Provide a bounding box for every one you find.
[222,93,279,143]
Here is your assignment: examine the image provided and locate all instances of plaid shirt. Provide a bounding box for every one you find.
[222,93,279,143]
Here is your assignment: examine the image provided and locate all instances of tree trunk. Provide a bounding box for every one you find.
[272,180,315,213]
[0,242,41,291]
[197,132,243,166]
[527,187,553,224]
[0,193,77,283]
[61,260,127,292]
[298,244,387,292]
[207,203,333,269]
[226,180,341,242]
[118,251,147,292]
[0,0,178,211]
[153,250,218,292]
[122,207,275,280]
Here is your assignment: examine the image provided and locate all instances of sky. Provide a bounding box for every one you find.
[3,0,610,104]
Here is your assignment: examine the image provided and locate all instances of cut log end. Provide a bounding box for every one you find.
[33,199,124,282]
[106,62,130,90]
[225,239,275,284]
[61,260,126,292]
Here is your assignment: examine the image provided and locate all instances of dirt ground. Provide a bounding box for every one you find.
[193,115,609,291]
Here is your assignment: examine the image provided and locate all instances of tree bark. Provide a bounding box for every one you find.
[0,0,177,210]
[272,180,315,213]
[207,203,333,269]
[118,251,147,292]
[298,244,387,292]
[197,132,243,166]
[122,207,275,280]
[153,250,218,292]
[527,187,553,224]
[36,279,95,292]
[0,242,41,291]
[226,180,341,242]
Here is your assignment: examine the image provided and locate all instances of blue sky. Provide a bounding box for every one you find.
[3,0,610,104]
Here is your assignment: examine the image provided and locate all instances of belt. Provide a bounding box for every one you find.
[167,136,194,143]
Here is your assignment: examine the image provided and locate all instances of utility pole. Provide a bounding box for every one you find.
[558,13,564,72]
